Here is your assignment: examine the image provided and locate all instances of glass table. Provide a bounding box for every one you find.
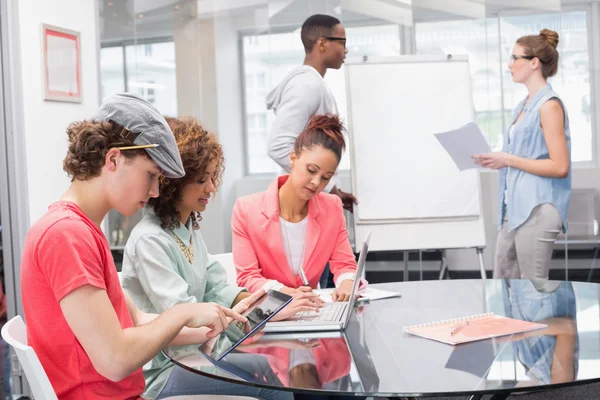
[163,279,600,399]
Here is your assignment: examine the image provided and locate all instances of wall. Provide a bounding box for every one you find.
[214,15,246,253]
[15,0,100,225]
[174,11,246,253]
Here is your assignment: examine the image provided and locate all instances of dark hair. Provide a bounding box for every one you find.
[148,117,225,231]
[516,29,560,79]
[294,114,345,162]
[63,120,147,182]
[301,14,341,53]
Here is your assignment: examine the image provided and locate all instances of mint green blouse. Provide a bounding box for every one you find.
[120,210,246,398]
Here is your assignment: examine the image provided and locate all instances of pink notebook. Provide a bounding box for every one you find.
[403,313,547,345]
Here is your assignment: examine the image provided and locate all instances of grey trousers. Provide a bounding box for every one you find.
[494,203,562,280]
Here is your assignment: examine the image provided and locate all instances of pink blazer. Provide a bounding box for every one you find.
[232,175,356,293]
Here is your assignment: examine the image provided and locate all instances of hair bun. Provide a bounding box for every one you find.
[294,113,346,163]
[306,113,345,146]
[540,29,559,49]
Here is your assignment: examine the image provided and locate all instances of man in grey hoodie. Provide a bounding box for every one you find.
[266,14,357,212]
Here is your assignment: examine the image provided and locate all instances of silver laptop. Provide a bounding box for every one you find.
[263,231,371,333]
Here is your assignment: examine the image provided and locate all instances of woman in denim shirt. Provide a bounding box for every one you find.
[474,29,571,279]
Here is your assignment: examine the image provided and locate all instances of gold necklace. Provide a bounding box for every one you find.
[172,231,194,263]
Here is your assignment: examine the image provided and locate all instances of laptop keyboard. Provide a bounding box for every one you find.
[295,302,348,322]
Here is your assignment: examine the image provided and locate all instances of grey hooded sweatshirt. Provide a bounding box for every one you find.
[265,65,339,192]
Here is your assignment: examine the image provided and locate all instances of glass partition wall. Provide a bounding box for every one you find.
[98,0,597,259]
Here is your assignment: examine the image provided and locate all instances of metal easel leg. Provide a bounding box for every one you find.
[565,238,569,281]
[419,250,423,281]
[588,245,599,282]
[477,247,486,280]
[403,251,409,281]
[438,249,448,280]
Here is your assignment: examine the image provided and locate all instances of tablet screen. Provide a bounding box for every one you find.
[199,289,292,361]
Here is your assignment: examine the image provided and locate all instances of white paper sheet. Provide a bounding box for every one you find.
[434,122,492,171]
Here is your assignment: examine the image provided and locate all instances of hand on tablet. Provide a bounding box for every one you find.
[182,302,247,338]
[232,289,266,315]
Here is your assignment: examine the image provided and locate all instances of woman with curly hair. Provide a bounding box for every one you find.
[120,116,294,400]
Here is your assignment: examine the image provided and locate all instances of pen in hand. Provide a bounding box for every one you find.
[450,320,469,336]
[298,265,310,287]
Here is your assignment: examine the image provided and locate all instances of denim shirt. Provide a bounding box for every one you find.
[497,84,571,232]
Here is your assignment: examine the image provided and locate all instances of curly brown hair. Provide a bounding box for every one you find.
[148,117,225,231]
[63,120,148,181]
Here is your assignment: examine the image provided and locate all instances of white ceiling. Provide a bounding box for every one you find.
[99,0,594,43]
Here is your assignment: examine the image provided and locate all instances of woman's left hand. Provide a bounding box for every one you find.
[332,279,355,302]
[472,152,513,170]
[232,289,265,315]
[230,289,266,333]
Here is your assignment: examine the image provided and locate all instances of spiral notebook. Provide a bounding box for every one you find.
[403,313,547,345]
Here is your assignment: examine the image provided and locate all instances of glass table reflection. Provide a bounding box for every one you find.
[163,279,600,399]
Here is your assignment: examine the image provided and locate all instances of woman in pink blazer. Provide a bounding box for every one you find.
[232,114,357,302]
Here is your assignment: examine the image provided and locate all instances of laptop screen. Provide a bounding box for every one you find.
[342,231,371,327]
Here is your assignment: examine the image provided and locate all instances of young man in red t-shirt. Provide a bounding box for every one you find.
[20,94,252,400]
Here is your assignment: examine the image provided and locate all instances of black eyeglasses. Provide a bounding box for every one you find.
[318,36,347,48]
[510,54,544,64]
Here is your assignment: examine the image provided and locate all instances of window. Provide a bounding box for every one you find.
[100,41,178,248]
[100,46,125,102]
[246,113,271,172]
[242,32,304,174]
[241,25,402,174]
[415,11,592,162]
[100,41,177,116]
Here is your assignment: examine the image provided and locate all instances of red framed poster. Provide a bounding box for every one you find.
[42,24,81,102]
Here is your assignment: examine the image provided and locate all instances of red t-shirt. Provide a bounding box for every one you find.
[21,201,144,399]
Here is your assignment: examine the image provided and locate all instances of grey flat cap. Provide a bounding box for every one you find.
[93,93,184,179]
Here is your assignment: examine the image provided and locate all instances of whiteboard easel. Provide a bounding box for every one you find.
[345,55,487,279]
